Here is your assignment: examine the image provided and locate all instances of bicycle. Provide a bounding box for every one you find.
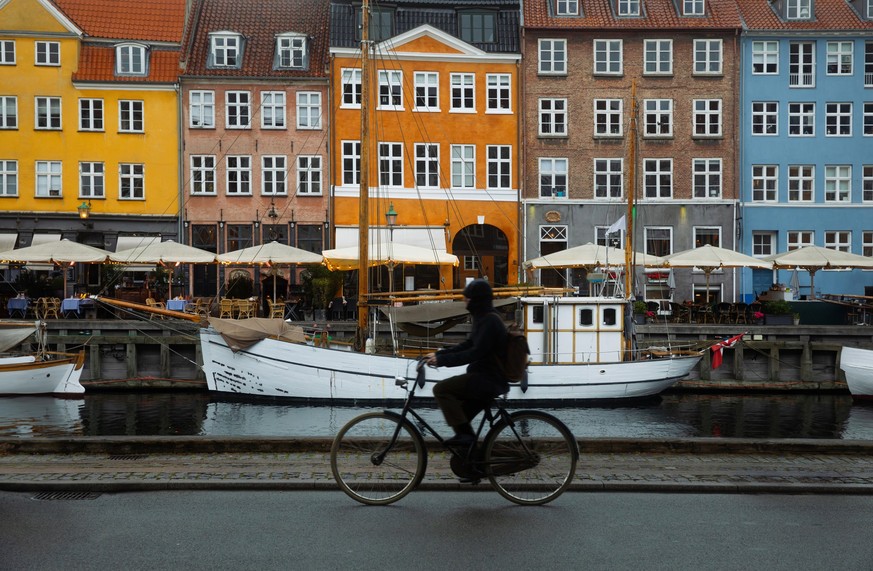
[330,360,579,506]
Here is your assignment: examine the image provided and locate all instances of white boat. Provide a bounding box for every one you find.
[840,346,873,399]
[0,321,85,396]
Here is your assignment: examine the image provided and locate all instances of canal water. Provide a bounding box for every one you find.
[3,391,873,440]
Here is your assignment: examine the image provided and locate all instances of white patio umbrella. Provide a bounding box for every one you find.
[663,245,773,303]
[763,246,873,299]
[110,240,217,298]
[322,242,459,271]
[218,241,323,301]
[0,239,112,297]
[522,242,665,269]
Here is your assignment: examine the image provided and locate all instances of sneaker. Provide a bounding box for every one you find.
[444,433,476,447]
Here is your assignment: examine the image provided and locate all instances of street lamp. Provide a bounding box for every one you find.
[77,200,92,220]
[385,203,398,292]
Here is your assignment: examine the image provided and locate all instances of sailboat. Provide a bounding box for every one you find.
[0,321,85,395]
[189,18,702,402]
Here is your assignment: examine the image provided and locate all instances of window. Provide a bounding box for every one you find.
[618,0,640,16]
[119,164,144,199]
[789,42,815,87]
[261,92,286,129]
[644,158,672,198]
[342,141,360,186]
[594,158,622,199]
[594,40,622,75]
[209,34,242,68]
[356,6,394,42]
[645,227,672,257]
[752,165,778,202]
[827,41,853,75]
[459,11,496,43]
[379,143,403,187]
[35,161,62,197]
[116,44,147,75]
[225,156,251,195]
[865,102,873,136]
[787,0,812,20]
[539,39,567,75]
[35,96,61,130]
[865,165,873,202]
[825,102,852,136]
[824,231,851,252]
[594,99,622,137]
[864,230,873,257]
[694,39,722,75]
[539,157,567,198]
[695,227,721,249]
[297,224,324,254]
[556,0,579,15]
[866,42,873,87]
[788,102,815,136]
[644,99,672,137]
[297,155,322,195]
[487,146,511,190]
[79,162,104,198]
[226,91,251,129]
[752,41,779,74]
[415,144,439,188]
[79,99,104,131]
[752,232,776,257]
[227,225,253,252]
[296,92,321,129]
[693,158,722,198]
[378,70,402,109]
[342,69,362,107]
[261,156,286,195]
[414,72,439,111]
[119,100,143,132]
[0,40,15,64]
[644,40,672,75]
[0,96,17,129]
[276,34,306,69]
[788,231,814,250]
[539,98,567,136]
[825,165,852,202]
[788,165,814,202]
[35,41,59,66]
[751,102,778,135]
[0,160,17,196]
[693,99,722,137]
[452,145,476,189]
[683,0,705,16]
[486,74,511,113]
[450,73,475,112]
[190,156,216,195]
[190,91,215,128]
[464,256,480,271]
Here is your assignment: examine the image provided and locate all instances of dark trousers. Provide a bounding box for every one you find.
[433,373,506,430]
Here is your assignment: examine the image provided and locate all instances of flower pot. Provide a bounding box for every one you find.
[764,314,792,325]
[633,313,647,325]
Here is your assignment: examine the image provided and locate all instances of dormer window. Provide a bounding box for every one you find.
[116,43,148,76]
[617,0,640,17]
[556,0,579,16]
[683,0,705,16]
[459,11,496,43]
[786,0,812,20]
[356,6,394,42]
[276,34,308,69]
[209,32,243,69]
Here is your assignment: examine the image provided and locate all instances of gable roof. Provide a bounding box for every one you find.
[736,0,873,31]
[524,0,742,31]
[181,0,330,78]
[71,45,181,83]
[52,0,185,43]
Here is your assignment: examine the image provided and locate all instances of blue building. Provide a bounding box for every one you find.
[737,0,873,301]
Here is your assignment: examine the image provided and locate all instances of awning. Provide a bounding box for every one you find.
[0,233,16,270]
[114,236,160,271]
[335,227,447,251]
[27,233,61,271]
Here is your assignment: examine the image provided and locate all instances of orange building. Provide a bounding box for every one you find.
[328,1,521,290]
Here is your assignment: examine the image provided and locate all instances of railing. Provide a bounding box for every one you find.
[789,73,815,88]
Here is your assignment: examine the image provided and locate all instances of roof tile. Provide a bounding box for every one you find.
[524,0,743,30]
[53,0,186,42]
[736,0,873,31]
[72,45,180,83]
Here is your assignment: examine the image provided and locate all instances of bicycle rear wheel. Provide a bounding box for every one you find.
[330,411,427,505]
[482,410,578,506]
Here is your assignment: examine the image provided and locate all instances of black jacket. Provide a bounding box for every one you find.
[435,309,507,380]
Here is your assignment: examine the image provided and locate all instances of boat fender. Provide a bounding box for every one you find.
[365,338,376,354]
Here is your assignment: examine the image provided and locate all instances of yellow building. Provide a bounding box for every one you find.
[329,7,521,291]
[0,0,183,271]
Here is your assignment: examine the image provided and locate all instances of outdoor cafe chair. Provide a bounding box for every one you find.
[268,299,285,319]
[219,298,235,319]
[145,298,166,319]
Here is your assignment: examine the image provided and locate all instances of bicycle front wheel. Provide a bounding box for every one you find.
[482,411,578,506]
[330,411,427,505]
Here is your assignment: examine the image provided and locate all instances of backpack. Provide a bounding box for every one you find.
[498,325,530,384]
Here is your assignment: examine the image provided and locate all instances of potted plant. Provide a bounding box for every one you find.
[793,313,801,326]
[763,300,793,325]
[632,300,648,325]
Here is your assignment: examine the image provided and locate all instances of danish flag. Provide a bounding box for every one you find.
[710,333,745,369]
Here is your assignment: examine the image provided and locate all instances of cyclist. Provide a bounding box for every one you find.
[425,278,509,447]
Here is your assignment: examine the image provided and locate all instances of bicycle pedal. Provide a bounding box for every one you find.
[458,476,482,485]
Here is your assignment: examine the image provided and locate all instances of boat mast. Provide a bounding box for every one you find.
[624,81,637,299]
[356,0,371,343]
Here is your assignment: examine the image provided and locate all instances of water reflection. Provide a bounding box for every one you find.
[1,391,871,440]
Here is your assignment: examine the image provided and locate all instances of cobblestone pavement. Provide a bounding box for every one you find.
[3,438,873,494]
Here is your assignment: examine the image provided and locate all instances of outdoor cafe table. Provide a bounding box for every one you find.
[166,299,189,312]
[62,297,95,318]
[6,298,29,318]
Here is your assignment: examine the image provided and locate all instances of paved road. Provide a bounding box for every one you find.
[3,490,873,570]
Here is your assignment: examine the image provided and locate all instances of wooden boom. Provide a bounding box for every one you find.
[94,296,203,323]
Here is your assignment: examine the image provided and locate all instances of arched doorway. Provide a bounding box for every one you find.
[452,224,509,288]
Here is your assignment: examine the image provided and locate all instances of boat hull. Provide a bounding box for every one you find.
[840,346,873,399]
[201,330,700,402]
[0,352,86,395]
